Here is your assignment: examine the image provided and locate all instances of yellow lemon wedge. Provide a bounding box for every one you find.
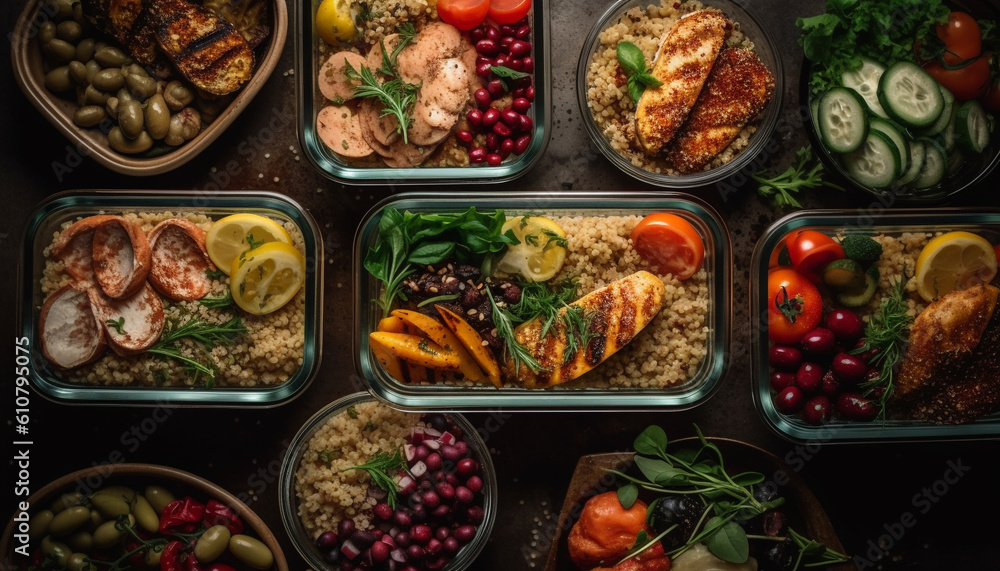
[316,0,356,44]
[915,231,998,302]
[206,213,293,275]
[230,242,306,315]
[495,216,568,282]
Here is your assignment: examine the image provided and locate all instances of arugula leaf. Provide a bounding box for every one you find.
[616,41,662,102]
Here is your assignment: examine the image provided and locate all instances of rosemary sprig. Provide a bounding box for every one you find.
[199,289,234,309]
[147,316,247,385]
[509,280,597,365]
[345,449,407,508]
[852,274,913,420]
[486,287,546,374]
[346,23,420,144]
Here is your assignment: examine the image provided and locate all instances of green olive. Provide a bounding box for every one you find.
[50,493,83,513]
[76,39,96,63]
[56,20,82,43]
[116,87,136,104]
[85,84,112,106]
[73,105,107,128]
[45,38,77,64]
[125,74,158,100]
[29,509,54,542]
[67,530,94,552]
[85,59,101,83]
[125,63,149,78]
[194,525,231,563]
[144,486,176,514]
[49,505,91,537]
[72,1,84,23]
[90,487,134,518]
[144,94,170,140]
[117,98,145,139]
[53,0,75,19]
[93,515,134,549]
[228,535,274,570]
[105,97,120,119]
[132,494,159,534]
[68,60,89,84]
[94,46,128,68]
[41,535,72,567]
[92,68,125,92]
[44,66,73,92]
[39,21,57,45]
[88,509,103,530]
[163,81,194,111]
[108,127,153,154]
[66,552,97,571]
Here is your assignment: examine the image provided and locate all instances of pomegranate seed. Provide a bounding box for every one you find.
[482,108,500,128]
[519,114,534,133]
[512,97,531,113]
[475,38,498,55]
[509,40,531,58]
[454,525,477,544]
[501,109,520,126]
[493,122,512,137]
[470,26,485,42]
[486,153,503,166]
[476,61,493,77]
[499,137,514,158]
[474,88,491,109]
[371,541,390,564]
[525,85,535,100]
[466,108,483,128]
[406,544,425,561]
[468,147,486,163]
[521,56,535,73]
[455,130,473,146]
[511,87,526,99]
[455,486,475,504]
[494,53,509,67]
[411,525,432,544]
[513,134,531,155]
[374,503,392,520]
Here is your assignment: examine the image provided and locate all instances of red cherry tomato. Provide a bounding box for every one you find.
[984,75,1000,112]
[629,213,705,280]
[437,0,490,30]
[937,12,983,65]
[786,230,845,278]
[488,0,532,25]
[768,234,792,269]
[767,268,824,345]
[923,55,991,101]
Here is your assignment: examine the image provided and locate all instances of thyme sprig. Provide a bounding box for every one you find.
[147,316,247,386]
[486,287,546,373]
[852,274,913,420]
[345,449,407,508]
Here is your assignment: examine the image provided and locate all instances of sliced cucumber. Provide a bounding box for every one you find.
[940,102,959,155]
[818,87,869,153]
[869,117,910,176]
[877,61,945,128]
[841,56,889,118]
[912,138,947,190]
[955,100,992,154]
[896,139,926,187]
[836,266,879,308]
[841,129,901,189]
[918,84,955,137]
[810,96,822,136]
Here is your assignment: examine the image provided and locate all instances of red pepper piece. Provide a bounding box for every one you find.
[159,497,205,534]
[202,500,243,535]
[160,541,184,571]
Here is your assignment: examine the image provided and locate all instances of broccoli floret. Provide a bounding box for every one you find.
[841,234,883,266]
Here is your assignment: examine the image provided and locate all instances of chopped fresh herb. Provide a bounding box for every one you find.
[753,146,845,209]
[205,268,226,280]
[246,233,264,250]
[106,317,126,334]
[508,279,596,365]
[347,405,359,419]
[616,41,662,102]
[319,449,343,465]
[199,289,234,309]
[345,449,407,508]
[491,65,530,90]
[487,287,546,374]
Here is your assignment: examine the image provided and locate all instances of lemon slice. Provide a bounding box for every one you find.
[915,231,998,302]
[496,216,568,282]
[315,0,356,44]
[206,214,293,275]
[230,242,306,315]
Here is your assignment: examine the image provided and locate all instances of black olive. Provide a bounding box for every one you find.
[759,538,798,571]
[649,495,702,550]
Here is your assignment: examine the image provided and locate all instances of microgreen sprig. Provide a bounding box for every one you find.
[753,146,846,209]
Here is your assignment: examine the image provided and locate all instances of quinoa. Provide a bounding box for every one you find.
[39,211,307,388]
[853,231,933,319]
[294,401,422,539]
[584,0,757,175]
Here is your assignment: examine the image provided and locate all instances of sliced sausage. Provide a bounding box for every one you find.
[88,282,165,356]
[148,218,216,301]
[318,50,366,102]
[397,21,463,83]
[317,104,375,158]
[39,283,107,369]
[459,39,482,99]
[92,216,152,299]
[366,33,401,76]
[359,98,401,153]
[49,214,120,283]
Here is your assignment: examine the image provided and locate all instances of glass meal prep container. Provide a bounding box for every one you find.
[752,209,1000,443]
[296,0,551,185]
[354,191,731,410]
[18,190,323,407]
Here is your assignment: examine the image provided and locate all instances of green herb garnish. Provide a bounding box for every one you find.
[508,279,596,365]
[486,287,546,374]
[319,449,343,465]
[146,316,247,386]
[753,146,846,209]
[346,449,407,508]
[199,289,234,309]
[491,65,530,90]
[616,41,662,102]
[852,274,912,420]
[106,317,126,334]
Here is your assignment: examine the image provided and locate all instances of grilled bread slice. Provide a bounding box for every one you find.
[511,271,666,388]
[152,0,255,95]
[635,10,730,155]
[81,0,161,64]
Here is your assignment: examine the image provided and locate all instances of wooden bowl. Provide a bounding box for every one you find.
[10,0,287,176]
[1,463,288,571]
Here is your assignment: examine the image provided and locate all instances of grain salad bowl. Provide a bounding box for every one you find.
[18,190,323,407]
[577,0,783,188]
[278,392,497,571]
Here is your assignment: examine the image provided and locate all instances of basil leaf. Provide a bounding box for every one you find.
[616,41,645,75]
[704,518,749,563]
[627,76,644,103]
[617,484,638,509]
[635,71,663,89]
[491,65,530,80]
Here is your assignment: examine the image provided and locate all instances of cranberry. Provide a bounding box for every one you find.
[431,504,451,519]
[467,108,483,128]
[486,153,503,166]
[773,386,804,414]
[453,525,477,544]
[820,369,840,398]
[394,531,411,548]
[795,362,823,393]
[836,392,878,421]
[436,482,455,501]
[411,525,432,544]
[465,475,483,493]
[800,328,836,356]
[824,308,865,341]
[518,114,534,133]
[425,452,442,471]
[521,56,534,73]
[435,526,451,541]
[370,541,389,564]
[456,458,479,477]
[493,122,513,138]
[466,506,485,524]
[487,78,505,97]
[468,147,486,163]
[509,40,532,58]
[768,345,803,371]
[455,130,473,146]
[475,38,499,55]
[515,24,531,39]
[454,486,475,504]
[831,353,868,384]
[769,371,796,392]
[474,88,491,109]
[406,544,425,561]
[373,503,392,521]
[351,530,377,549]
[453,440,468,457]
[338,519,356,538]
[801,395,831,425]
[513,134,531,155]
[440,444,462,461]
[425,538,443,556]
[482,108,500,128]
[499,137,514,159]
[512,97,531,113]
[443,537,460,554]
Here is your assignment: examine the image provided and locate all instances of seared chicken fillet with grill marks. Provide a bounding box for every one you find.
[665,48,775,173]
[511,271,666,388]
[635,10,731,155]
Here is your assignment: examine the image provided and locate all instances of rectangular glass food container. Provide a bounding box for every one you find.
[296,0,550,185]
[18,190,323,407]
[354,191,731,410]
[751,209,1000,443]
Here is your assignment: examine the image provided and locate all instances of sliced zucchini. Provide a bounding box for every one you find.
[896,139,926,188]
[877,61,945,128]
[818,87,869,153]
[869,117,910,176]
[918,84,955,137]
[955,100,992,154]
[912,138,947,190]
[841,56,889,118]
[841,129,901,189]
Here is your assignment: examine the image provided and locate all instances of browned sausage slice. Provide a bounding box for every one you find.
[39,283,107,369]
[92,216,152,299]
[88,282,165,355]
[148,218,216,301]
[49,214,120,283]
[318,51,366,103]
[317,104,375,158]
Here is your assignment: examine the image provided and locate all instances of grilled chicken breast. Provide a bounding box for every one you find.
[511,271,666,388]
[635,10,730,155]
[665,48,774,173]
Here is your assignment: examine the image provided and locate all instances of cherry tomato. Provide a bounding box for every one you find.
[923,55,991,101]
[629,213,705,280]
[984,75,1000,112]
[767,268,823,345]
[937,12,982,65]
[488,0,532,25]
[786,230,845,278]
[768,234,792,269]
[436,0,490,30]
